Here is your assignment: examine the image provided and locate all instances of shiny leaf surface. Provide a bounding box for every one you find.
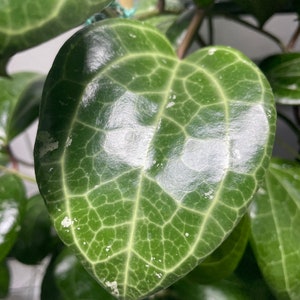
[54,247,116,300]
[250,159,300,299]
[34,19,275,299]
[0,72,42,147]
[0,174,26,262]
[188,214,250,284]
[0,0,111,73]
[260,53,300,105]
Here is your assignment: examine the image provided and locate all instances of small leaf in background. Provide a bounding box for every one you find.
[41,251,64,300]
[10,194,59,265]
[168,275,252,300]
[0,260,9,298]
[250,158,300,299]
[54,248,116,300]
[235,244,275,299]
[188,214,250,284]
[0,0,112,74]
[34,18,275,299]
[0,174,26,262]
[0,72,43,148]
[260,53,300,105]
[232,0,288,27]
[8,76,45,141]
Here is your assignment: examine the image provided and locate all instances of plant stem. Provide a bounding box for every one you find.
[0,165,36,183]
[287,22,300,51]
[224,14,288,53]
[277,110,300,138]
[177,9,205,59]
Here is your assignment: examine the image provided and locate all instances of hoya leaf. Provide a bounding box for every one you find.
[0,174,26,262]
[0,0,111,73]
[9,76,45,141]
[10,194,58,265]
[0,72,42,148]
[168,275,252,300]
[260,53,300,105]
[188,214,250,284]
[41,251,64,300]
[250,158,300,299]
[54,247,116,300]
[34,19,275,299]
[232,0,288,27]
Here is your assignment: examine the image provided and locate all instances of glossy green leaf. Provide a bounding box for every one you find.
[10,194,58,265]
[9,76,45,140]
[54,247,116,300]
[232,0,288,26]
[260,53,300,105]
[34,19,275,299]
[0,0,111,73]
[168,275,252,300]
[0,72,42,148]
[41,249,65,300]
[188,214,250,284]
[0,260,9,298]
[0,174,26,262]
[250,158,300,299]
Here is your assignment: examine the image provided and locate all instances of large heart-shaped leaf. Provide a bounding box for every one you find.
[250,159,300,299]
[0,174,26,262]
[0,0,111,74]
[260,53,300,105]
[34,19,276,299]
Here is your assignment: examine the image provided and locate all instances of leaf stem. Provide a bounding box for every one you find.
[177,8,206,59]
[0,165,36,183]
[277,110,300,138]
[287,21,300,51]
[224,14,288,53]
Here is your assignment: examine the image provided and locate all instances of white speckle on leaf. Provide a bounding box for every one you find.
[208,48,217,55]
[145,264,149,268]
[105,281,119,297]
[204,190,214,200]
[49,167,54,172]
[129,33,136,38]
[61,216,73,228]
[155,272,162,279]
[66,136,72,148]
[185,232,189,237]
[105,245,111,252]
[167,101,175,108]
[38,131,59,158]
